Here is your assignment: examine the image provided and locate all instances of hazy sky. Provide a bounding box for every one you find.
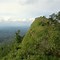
[0,0,60,22]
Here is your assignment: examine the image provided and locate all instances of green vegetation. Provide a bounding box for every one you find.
[15,30,22,43]
[49,11,60,20]
[0,11,60,60]
[0,30,23,60]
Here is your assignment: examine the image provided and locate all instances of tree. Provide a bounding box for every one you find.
[15,30,22,43]
[49,13,56,20]
[49,11,60,21]
[56,11,60,20]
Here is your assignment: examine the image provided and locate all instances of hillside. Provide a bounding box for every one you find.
[2,17,60,60]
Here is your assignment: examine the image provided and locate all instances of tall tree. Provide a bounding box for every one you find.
[15,30,22,43]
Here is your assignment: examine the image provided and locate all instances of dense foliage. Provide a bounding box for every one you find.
[49,11,60,20]
[0,12,60,60]
[15,30,22,43]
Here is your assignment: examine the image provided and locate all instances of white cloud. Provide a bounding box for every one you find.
[0,16,35,24]
[0,0,60,22]
[19,0,38,5]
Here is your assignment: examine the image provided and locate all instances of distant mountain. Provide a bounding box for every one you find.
[0,22,30,27]
[0,25,29,44]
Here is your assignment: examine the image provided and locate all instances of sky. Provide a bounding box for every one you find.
[0,0,60,23]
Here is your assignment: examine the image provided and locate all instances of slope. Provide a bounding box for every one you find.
[2,17,60,60]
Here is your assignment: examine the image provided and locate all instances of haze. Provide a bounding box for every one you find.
[0,0,60,23]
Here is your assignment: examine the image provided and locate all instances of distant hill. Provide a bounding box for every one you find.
[1,17,60,60]
[0,26,29,44]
